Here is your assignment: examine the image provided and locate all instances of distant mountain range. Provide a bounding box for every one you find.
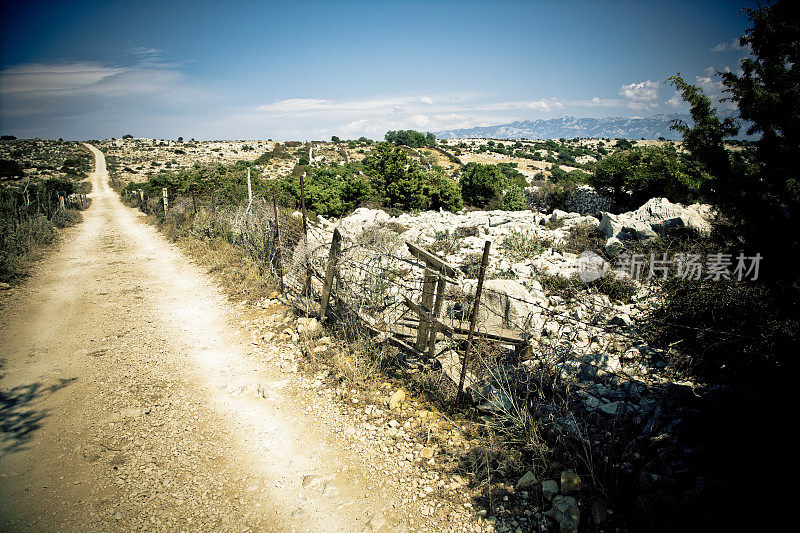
[435,113,753,141]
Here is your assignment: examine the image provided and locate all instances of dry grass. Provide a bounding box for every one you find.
[177,235,276,302]
[563,221,606,254]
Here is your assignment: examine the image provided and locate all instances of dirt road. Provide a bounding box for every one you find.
[0,146,477,532]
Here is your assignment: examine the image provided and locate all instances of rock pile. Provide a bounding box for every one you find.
[599,197,713,255]
[563,184,614,215]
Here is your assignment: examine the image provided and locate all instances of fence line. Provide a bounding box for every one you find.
[128,190,745,415]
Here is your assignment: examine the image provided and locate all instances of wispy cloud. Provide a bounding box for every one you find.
[0,62,128,95]
[256,96,415,114]
[0,53,211,137]
[695,72,737,110]
[129,46,163,58]
[619,80,658,102]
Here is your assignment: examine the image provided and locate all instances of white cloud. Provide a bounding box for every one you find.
[256,98,332,112]
[571,96,622,107]
[476,98,564,112]
[419,96,434,105]
[256,96,421,114]
[665,91,686,109]
[694,73,738,110]
[711,39,742,53]
[618,80,660,111]
[129,47,163,58]
[619,80,659,102]
[409,114,430,127]
[0,57,209,133]
[339,118,370,135]
[0,62,128,94]
[527,98,560,111]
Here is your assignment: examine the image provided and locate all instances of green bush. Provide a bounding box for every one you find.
[501,230,557,260]
[384,130,436,148]
[459,163,504,207]
[460,162,528,208]
[363,143,461,212]
[500,185,527,211]
[280,164,372,217]
[589,145,695,208]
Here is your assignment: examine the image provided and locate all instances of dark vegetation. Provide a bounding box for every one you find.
[459,162,528,209]
[647,0,800,385]
[129,137,548,218]
[611,4,797,529]
[384,129,436,148]
[0,140,91,281]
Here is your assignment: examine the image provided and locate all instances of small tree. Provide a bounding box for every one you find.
[589,145,691,207]
[459,163,505,207]
[500,185,527,211]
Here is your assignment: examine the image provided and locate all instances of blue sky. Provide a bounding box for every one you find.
[0,0,758,140]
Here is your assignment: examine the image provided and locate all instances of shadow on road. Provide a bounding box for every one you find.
[0,377,77,454]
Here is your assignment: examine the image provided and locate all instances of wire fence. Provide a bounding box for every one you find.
[126,184,709,398]
[125,183,753,488]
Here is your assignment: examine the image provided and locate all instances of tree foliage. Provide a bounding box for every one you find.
[720,0,800,232]
[668,0,799,269]
[362,142,461,211]
[653,1,800,383]
[0,159,25,179]
[589,145,693,207]
[280,163,371,217]
[384,130,436,148]
[459,163,527,208]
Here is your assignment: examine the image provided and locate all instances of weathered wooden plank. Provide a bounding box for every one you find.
[414,269,438,350]
[402,297,454,335]
[426,273,447,357]
[397,317,525,345]
[406,242,458,278]
[457,240,491,406]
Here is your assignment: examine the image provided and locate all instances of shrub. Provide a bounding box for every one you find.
[0,159,25,178]
[363,143,462,212]
[460,163,527,208]
[384,130,436,148]
[459,163,504,207]
[426,172,463,212]
[501,230,556,261]
[563,222,605,254]
[278,163,372,217]
[500,185,527,211]
[644,276,797,380]
[589,146,694,208]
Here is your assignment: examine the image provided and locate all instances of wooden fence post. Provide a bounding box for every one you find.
[426,273,447,357]
[456,240,491,406]
[162,187,168,216]
[272,186,284,294]
[415,269,438,352]
[299,172,311,296]
[320,227,342,321]
[244,167,253,214]
[299,172,309,237]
